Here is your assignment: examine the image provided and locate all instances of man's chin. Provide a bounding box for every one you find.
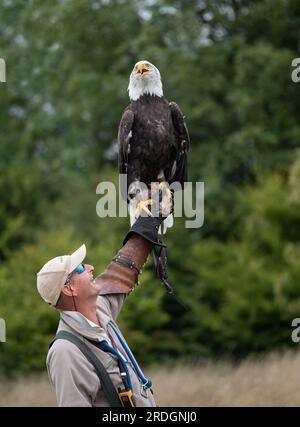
[90,279,102,292]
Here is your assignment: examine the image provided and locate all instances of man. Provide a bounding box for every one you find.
[37,193,172,407]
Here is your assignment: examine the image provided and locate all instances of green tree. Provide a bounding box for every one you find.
[1,0,300,374]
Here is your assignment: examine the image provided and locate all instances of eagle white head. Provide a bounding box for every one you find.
[128,60,163,101]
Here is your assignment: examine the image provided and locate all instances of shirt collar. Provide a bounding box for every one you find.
[59,310,107,341]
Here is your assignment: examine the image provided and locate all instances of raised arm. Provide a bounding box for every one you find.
[94,191,173,296]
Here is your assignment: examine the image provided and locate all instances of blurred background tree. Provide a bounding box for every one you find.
[0,0,300,375]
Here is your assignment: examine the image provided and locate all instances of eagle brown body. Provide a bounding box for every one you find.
[118,94,189,199]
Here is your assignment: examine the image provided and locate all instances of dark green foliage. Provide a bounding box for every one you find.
[0,0,300,374]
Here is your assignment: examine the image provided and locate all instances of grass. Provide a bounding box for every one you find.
[1,349,300,406]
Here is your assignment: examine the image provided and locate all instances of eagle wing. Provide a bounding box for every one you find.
[118,108,134,200]
[169,101,190,187]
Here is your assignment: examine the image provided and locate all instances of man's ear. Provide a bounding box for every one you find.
[61,284,77,297]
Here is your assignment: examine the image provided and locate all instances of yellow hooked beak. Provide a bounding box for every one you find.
[137,63,149,76]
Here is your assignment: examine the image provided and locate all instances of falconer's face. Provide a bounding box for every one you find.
[69,264,99,300]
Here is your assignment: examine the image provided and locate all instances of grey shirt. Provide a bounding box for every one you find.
[46,293,156,407]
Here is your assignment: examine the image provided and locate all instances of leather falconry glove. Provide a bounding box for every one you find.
[94,187,173,295]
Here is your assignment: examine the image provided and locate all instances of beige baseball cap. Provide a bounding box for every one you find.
[37,244,86,306]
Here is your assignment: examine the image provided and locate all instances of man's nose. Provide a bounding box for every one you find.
[86,264,94,273]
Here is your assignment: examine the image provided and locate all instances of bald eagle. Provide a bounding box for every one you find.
[118,60,190,292]
[118,60,189,226]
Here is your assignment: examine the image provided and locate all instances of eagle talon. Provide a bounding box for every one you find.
[135,199,153,218]
[154,183,173,216]
[158,182,172,197]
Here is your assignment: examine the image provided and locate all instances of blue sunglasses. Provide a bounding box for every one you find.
[73,263,85,274]
[65,263,85,285]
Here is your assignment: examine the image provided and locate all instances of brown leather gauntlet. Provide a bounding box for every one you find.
[93,234,152,295]
[94,188,173,295]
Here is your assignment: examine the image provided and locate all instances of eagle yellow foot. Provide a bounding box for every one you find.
[157,182,173,217]
[135,199,153,218]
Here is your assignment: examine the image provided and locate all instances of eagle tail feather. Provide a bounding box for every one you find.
[129,201,136,226]
[159,213,173,234]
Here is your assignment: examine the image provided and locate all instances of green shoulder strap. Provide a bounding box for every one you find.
[49,330,122,407]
